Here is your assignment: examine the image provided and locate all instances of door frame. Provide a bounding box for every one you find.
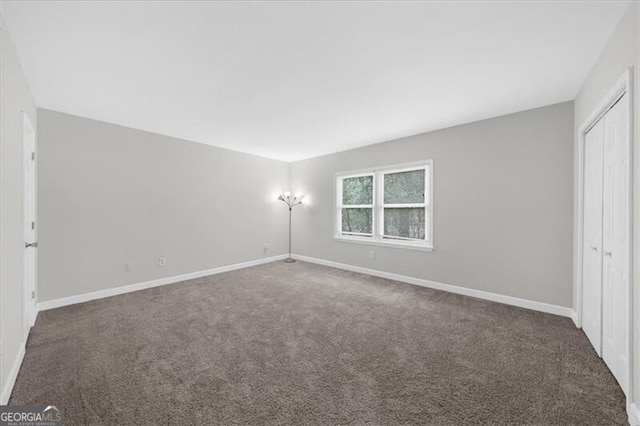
[574,68,634,408]
[21,111,37,337]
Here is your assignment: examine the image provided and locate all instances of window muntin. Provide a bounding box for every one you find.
[336,161,432,249]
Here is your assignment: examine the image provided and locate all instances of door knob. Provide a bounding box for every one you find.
[604,250,612,257]
[25,242,38,248]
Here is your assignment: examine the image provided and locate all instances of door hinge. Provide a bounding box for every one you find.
[31,221,35,230]
[31,151,35,161]
[31,291,35,300]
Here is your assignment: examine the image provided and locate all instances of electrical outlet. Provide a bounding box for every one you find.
[125,263,134,272]
[158,257,167,267]
[369,250,375,259]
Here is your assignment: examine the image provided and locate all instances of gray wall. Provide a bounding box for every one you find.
[291,102,574,307]
[574,2,637,128]
[0,15,37,401]
[37,109,290,302]
[573,1,640,412]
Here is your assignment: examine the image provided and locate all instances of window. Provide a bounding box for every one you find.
[335,161,433,250]
[340,174,374,237]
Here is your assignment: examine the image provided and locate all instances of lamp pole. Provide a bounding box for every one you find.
[287,205,293,263]
[278,192,303,263]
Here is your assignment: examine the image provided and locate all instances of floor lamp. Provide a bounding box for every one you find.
[278,192,303,263]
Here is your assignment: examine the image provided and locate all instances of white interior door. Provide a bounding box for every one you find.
[582,118,604,355]
[22,112,37,338]
[601,93,629,395]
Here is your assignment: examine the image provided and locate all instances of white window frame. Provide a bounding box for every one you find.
[334,160,433,251]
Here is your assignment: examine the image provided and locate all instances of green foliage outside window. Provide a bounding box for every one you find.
[342,208,373,235]
[383,169,426,239]
[384,169,425,204]
[342,175,373,235]
[384,208,425,240]
[342,175,373,205]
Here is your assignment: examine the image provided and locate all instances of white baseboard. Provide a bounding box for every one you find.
[37,254,288,311]
[1,342,25,405]
[630,403,640,426]
[570,310,579,327]
[293,254,574,318]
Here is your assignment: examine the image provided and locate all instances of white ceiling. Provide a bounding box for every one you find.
[1,1,630,162]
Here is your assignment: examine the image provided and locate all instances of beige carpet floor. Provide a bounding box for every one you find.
[10,261,628,424]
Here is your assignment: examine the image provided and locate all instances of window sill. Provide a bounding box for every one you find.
[333,235,434,252]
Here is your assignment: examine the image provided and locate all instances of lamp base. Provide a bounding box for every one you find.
[284,257,296,263]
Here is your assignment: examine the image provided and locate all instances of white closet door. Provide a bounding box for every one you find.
[601,93,629,394]
[582,119,604,354]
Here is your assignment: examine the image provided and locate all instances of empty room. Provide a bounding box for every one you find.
[1,0,639,424]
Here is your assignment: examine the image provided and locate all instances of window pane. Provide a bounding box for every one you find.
[342,175,373,205]
[383,208,425,240]
[342,208,373,235]
[384,169,425,204]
